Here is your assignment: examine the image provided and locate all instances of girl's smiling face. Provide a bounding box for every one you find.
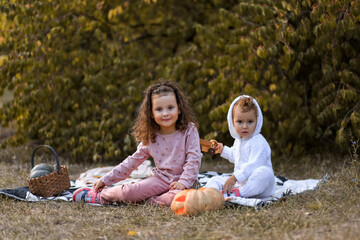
[233,107,257,139]
[151,92,179,135]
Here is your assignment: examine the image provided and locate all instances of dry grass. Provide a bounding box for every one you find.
[0,141,359,240]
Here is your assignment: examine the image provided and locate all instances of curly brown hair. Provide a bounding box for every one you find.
[233,96,258,118]
[132,80,198,145]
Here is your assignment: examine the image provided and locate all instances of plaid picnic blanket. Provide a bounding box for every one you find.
[0,166,324,208]
[198,172,324,208]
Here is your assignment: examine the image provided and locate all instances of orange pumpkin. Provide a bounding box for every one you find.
[171,188,225,216]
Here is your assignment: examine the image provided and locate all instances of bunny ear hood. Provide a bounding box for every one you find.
[227,95,263,140]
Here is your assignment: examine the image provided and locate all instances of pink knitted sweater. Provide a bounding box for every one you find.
[101,123,201,189]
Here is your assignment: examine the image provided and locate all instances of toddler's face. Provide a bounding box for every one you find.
[233,107,257,139]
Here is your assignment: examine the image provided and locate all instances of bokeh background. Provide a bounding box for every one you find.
[0,0,359,163]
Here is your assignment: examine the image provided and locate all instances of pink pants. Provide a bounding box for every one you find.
[98,175,181,206]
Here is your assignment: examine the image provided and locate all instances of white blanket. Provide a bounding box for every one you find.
[74,160,154,189]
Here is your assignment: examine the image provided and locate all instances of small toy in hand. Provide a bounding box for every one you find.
[200,139,216,155]
[200,139,222,155]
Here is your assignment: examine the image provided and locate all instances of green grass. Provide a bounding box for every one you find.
[0,141,359,240]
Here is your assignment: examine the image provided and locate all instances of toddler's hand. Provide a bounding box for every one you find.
[210,139,224,154]
[223,175,237,195]
[93,179,106,192]
[169,181,186,190]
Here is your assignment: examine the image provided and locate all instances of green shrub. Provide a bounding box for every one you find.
[0,0,359,162]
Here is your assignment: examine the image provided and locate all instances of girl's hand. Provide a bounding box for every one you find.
[170,181,186,190]
[223,175,237,195]
[93,179,106,192]
[210,139,224,154]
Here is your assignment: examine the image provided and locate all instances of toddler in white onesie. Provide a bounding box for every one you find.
[205,95,275,198]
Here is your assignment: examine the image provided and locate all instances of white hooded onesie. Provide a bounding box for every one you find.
[205,95,275,198]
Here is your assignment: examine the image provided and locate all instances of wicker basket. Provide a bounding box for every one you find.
[28,145,70,197]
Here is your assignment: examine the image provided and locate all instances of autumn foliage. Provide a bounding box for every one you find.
[0,0,359,162]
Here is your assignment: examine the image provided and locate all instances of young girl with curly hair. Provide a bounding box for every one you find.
[73,81,201,206]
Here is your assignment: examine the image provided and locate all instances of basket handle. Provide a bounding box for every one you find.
[31,145,61,173]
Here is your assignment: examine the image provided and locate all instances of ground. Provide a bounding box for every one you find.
[0,140,359,239]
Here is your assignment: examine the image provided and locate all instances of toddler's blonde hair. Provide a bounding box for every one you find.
[233,97,258,118]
